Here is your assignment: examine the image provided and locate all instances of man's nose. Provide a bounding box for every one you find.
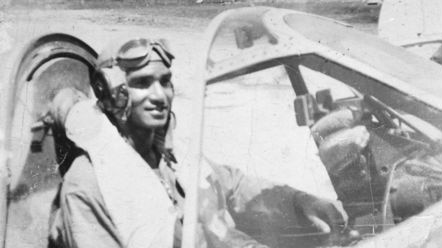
[148,81,167,103]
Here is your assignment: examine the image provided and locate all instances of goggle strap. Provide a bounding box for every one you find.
[152,45,173,67]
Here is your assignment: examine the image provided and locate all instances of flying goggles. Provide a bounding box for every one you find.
[100,38,175,71]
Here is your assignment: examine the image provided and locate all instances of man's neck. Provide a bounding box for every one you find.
[124,124,159,168]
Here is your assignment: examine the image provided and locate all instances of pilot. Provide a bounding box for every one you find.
[47,37,348,248]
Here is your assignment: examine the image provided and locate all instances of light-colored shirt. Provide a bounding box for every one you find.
[49,154,123,248]
[49,154,344,248]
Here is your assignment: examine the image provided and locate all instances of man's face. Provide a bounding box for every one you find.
[126,62,173,129]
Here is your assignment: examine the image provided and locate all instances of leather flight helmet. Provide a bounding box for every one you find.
[91,37,175,125]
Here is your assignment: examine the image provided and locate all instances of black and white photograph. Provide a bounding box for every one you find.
[2,0,442,247]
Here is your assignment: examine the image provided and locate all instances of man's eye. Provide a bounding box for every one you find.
[161,80,172,87]
[130,79,152,88]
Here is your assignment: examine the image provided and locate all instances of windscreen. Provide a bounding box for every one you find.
[206,7,281,77]
[208,8,274,63]
[195,65,337,248]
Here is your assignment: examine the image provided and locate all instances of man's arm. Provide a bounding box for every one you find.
[198,167,269,248]
[211,163,347,233]
[199,161,347,248]
[51,155,123,248]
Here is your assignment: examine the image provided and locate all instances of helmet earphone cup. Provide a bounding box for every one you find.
[91,66,131,123]
[90,68,109,104]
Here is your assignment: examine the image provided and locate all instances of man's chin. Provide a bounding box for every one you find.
[128,112,169,129]
[140,119,168,129]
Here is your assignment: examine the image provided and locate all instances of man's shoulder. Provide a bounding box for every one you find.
[61,154,101,198]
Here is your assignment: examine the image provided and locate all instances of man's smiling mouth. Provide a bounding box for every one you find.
[144,106,168,113]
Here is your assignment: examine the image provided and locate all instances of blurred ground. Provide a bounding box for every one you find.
[5,0,379,31]
[2,1,379,247]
